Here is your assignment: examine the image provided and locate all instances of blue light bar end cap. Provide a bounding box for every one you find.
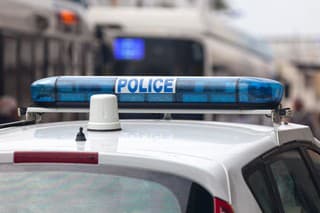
[31,77,58,103]
[238,77,284,107]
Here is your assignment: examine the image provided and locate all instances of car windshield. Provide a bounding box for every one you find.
[0,164,213,213]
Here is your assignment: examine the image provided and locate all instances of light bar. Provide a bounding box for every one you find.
[31,76,283,110]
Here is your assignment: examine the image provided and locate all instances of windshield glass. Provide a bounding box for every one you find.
[0,165,213,213]
[88,0,199,8]
[110,37,204,76]
[64,0,87,5]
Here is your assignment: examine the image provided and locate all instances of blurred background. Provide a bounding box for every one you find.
[0,0,319,137]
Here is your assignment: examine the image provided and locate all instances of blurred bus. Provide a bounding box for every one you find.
[86,0,275,122]
[87,0,275,78]
[0,0,93,107]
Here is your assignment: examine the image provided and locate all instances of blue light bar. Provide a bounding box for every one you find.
[113,38,145,60]
[31,76,283,109]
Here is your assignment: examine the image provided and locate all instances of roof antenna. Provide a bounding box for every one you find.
[163,113,172,120]
[76,127,86,142]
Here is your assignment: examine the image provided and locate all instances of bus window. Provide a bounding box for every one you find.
[3,36,18,98]
[80,43,87,75]
[111,37,204,76]
[63,42,74,75]
[73,43,82,75]
[57,41,65,76]
[48,40,60,76]
[34,39,45,79]
[84,43,94,75]
[72,42,91,76]
[19,38,33,106]
[209,0,228,11]
[88,0,198,8]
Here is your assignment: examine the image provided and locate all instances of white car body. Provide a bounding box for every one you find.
[0,119,316,212]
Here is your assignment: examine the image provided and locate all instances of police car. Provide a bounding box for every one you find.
[0,76,320,213]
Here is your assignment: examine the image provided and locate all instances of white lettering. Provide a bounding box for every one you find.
[115,77,176,94]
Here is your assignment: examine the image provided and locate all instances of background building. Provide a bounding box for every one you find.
[268,37,320,109]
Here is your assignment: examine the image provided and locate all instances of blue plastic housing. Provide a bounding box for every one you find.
[31,76,283,109]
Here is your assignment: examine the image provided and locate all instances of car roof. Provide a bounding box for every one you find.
[0,119,315,202]
[0,119,275,157]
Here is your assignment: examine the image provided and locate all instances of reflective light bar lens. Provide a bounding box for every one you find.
[31,76,283,109]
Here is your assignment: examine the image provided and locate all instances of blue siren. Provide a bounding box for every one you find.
[31,76,284,109]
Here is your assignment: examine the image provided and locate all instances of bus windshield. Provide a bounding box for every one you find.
[110,37,204,76]
[65,0,87,5]
[88,0,199,8]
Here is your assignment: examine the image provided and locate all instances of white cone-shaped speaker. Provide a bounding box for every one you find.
[88,94,121,131]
